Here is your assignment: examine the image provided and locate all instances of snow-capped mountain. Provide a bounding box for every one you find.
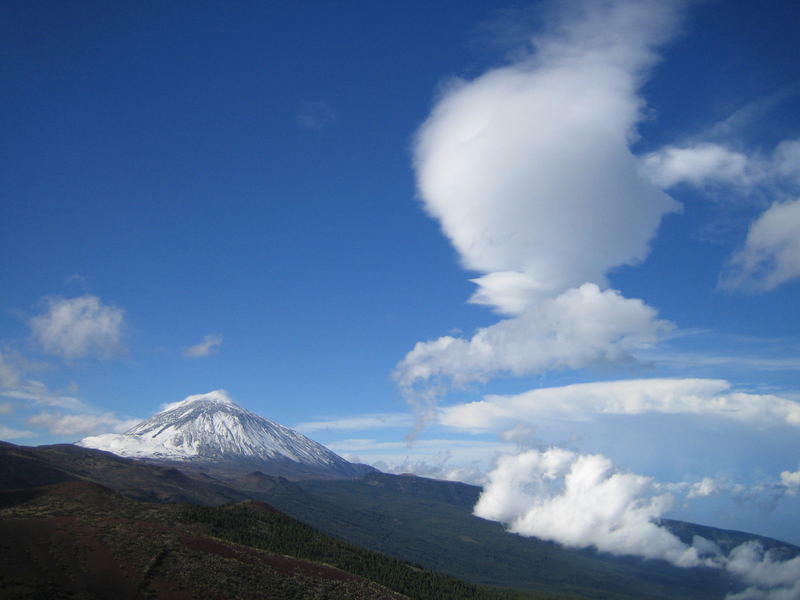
[77,390,369,478]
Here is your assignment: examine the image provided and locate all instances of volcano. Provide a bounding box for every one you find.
[77,390,371,479]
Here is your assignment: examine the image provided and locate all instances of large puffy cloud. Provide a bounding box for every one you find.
[397,1,684,423]
[721,199,800,292]
[29,295,125,359]
[476,448,800,598]
[413,0,681,313]
[474,448,707,566]
[440,378,800,431]
[396,284,668,391]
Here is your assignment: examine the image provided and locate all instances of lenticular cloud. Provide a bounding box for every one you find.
[397,0,683,406]
[413,0,680,314]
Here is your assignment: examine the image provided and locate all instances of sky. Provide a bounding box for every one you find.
[2,0,800,590]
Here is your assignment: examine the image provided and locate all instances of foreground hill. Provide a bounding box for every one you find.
[0,480,567,600]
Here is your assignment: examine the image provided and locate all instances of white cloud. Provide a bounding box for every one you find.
[0,380,88,412]
[0,424,37,440]
[397,1,686,432]
[413,0,681,313]
[329,437,511,482]
[371,453,488,485]
[780,469,800,495]
[641,138,800,192]
[474,448,708,566]
[158,389,234,412]
[640,138,800,294]
[29,295,125,359]
[26,411,140,437]
[440,378,800,431]
[725,542,800,600]
[183,333,223,358]
[294,412,412,433]
[475,447,800,597]
[396,284,669,394]
[773,139,800,185]
[0,403,11,414]
[687,476,720,499]
[640,143,752,188]
[721,199,800,292]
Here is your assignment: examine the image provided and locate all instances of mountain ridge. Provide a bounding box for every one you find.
[2,440,798,599]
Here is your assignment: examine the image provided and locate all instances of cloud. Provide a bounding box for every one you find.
[371,452,488,485]
[413,0,681,313]
[475,448,800,597]
[296,100,336,130]
[660,477,789,512]
[396,284,669,392]
[440,378,800,432]
[780,469,800,495]
[396,0,687,433]
[641,138,800,192]
[328,437,511,482]
[183,333,223,358]
[294,412,412,433]
[0,424,37,440]
[0,380,88,412]
[158,389,234,412]
[29,295,125,359]
[0,351,22,389]
[640,143,752,188]
[725,542,800,600]
[474,448,707,566]
[640,138,800,294]
[26,411,140,437]
[720,199,800,292]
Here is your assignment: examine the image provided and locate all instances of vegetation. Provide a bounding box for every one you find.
[177,501,569,600]
[0,481,568,600]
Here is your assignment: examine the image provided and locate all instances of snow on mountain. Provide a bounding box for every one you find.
[77,390,365,477]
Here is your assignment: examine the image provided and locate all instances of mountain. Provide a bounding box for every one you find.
[1,479,560,600]
[2,440,798,599]
[0,440,249,505]
[77,390,372,479]
[257,472,799,600]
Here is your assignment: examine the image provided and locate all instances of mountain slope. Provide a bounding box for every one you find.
[254,472,799,600]
[0,479,567,600]
[3,441,797,599]
[78,390,371,479]
[0,440,249,505]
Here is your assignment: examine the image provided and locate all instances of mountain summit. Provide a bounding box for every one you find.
[77,390,369,479]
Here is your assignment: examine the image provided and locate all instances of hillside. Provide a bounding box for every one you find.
[0,480,567,600]
[2,441,797,600]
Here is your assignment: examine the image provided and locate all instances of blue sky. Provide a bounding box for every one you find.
[2,0,800,561]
